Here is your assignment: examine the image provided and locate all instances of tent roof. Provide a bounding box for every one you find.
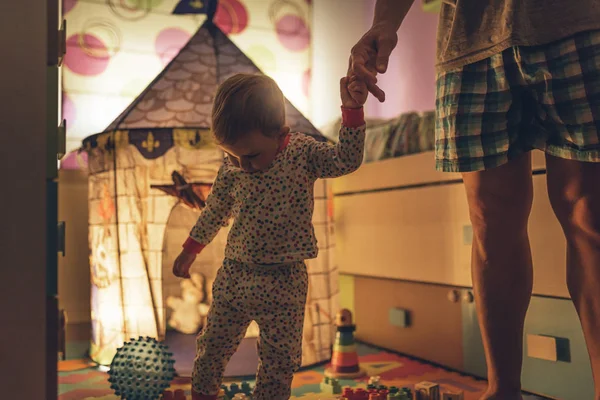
[102,20,321,139]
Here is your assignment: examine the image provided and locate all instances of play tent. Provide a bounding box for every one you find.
[82,15,339,370]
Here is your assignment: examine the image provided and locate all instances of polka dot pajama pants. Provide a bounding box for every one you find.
[192,259,308,400]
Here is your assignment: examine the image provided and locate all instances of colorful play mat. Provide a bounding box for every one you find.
[58,343,547,400]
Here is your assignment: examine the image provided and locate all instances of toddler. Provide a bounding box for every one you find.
[172,72,368,400]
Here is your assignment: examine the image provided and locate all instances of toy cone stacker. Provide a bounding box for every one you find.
[325,309,366,379]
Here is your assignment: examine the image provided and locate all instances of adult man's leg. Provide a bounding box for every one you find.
[546,155,600,399]
[462,152,534,399]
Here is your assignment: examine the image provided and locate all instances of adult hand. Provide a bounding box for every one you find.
[349,23,398,102]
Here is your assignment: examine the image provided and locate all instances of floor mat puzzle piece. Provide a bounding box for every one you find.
[58,358,97,372]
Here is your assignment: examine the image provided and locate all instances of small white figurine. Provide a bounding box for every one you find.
[166,273,210,334]
[368,375,381,386]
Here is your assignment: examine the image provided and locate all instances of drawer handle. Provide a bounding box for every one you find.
[447,289,460,303]
[462,291,474,303]
[389,307,410,328]
[526,334,571,362]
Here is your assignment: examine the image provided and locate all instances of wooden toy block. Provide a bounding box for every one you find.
[441,389,464,400]
[162,390,174,400]
[414,381,440,400]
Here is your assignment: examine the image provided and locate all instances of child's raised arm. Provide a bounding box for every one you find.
[305,76,368,179]
[305,107,366,179]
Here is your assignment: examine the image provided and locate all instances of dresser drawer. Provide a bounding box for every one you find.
[460,289,487,378]
[354,276,464,370]
[522,296,593,399]
[333,167,568,297]
[334,183,472,287]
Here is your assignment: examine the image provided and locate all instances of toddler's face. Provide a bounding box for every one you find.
[220,129,287,173]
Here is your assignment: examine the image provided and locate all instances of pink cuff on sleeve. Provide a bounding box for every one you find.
[341,107,365,128]
[183,237,206,254]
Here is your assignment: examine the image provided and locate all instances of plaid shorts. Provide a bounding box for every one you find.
[435,30,600,172]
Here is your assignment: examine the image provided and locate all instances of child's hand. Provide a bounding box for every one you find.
[341,76,368,109]
[173,250,196,278]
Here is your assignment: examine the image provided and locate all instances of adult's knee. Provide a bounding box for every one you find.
[549,191,600,238]
[546,156,600,239]
[465,178,533,242]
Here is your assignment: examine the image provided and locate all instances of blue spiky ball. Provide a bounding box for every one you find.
[108,336,176,400]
